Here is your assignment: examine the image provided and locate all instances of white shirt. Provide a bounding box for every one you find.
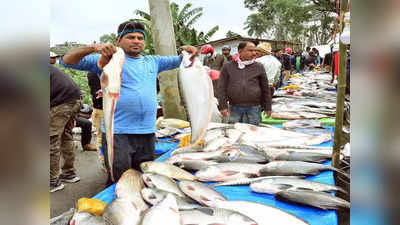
[255,55,282,85]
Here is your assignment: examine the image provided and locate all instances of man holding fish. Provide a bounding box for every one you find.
[60,21,198,185]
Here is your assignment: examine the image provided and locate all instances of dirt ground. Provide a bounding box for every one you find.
[50,133,107,218]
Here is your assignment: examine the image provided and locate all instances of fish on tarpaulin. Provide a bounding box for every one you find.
[99,47,125,182]
[178,51,214,144]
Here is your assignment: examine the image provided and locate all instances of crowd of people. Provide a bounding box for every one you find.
[49,20,343,193]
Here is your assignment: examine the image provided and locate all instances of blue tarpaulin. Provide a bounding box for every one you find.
[93,126,338,225]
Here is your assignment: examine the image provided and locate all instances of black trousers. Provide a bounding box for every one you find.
[75,116,92,147]
[102,133,155,186]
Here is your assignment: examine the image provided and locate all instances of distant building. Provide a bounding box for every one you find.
[197,36,302,55]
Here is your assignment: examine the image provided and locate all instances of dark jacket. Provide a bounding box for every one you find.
[217,61,271,111]
[203,54,226,71]
[281,53,292,70]
[50,65,81,108]
[87,72,102,109]
[291,55,306,70]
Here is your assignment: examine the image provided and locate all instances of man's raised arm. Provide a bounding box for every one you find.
[62,43,116,66]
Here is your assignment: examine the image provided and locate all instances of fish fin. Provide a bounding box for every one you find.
[222,170,239,176]
[295,187,313,191]
[100,72,109,88]
[277,184,293,190]
[200,195,211,203]
[187,185,196,191]
[197,207,214,216]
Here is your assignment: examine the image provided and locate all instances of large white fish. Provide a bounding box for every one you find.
[99,47,125,182]
[179,51,214,144]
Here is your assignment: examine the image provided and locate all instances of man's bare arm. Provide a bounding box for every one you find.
[62,44,116,65]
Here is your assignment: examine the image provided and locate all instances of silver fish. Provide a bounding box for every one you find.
[212,176,304,187]
[166,148,240,164]
[179,51,214,144]
[142,173,185,197]
[265,150,331,163]
[195,162,264,182]
[203,136,232,152]
[250,177,346,194]
[101,47,125,182]
[141,187,199,210]
[178,180,226,207]
[140,161,196,181]
[174,160,218,172]
[180,207,258,225]
[102,198,140,225]
[115,169,148,212]
[170,145,203,156]
[50,208,74,225]
[259,161,349,178]
[69,211,105,225]
[275,190,350,210]
[141,194,181,225]
[214,200,310,225]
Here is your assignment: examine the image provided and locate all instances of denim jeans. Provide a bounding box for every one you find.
[228,105,261,125]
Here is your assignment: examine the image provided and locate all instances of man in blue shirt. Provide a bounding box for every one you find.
[60,21,198,185]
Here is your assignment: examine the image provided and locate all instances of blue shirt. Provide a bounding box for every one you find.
[60,54,181,134]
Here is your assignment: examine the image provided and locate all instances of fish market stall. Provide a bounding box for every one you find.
[263,71,338,125]
[92,123,341,225]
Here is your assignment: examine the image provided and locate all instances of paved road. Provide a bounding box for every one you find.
[50,133,107,218]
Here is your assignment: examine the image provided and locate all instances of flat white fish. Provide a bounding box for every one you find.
[179,51,214,144]
[100,47,125,182]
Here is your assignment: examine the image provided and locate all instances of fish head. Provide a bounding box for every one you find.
[100,47,125,99]
[142,173,154,187]
[195,166,219,181]
[141,188,164,205]
[227,211,258,225]
[140,161,151,172]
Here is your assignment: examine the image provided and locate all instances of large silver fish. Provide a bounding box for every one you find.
[195,162,264,182]
[141,194,182,225]
[166,148,240,165]
[50,208,74,225]
[141,187,199,210]
[214,200,310,225]
[179,51,214,144]
[102,198,141,225]
[275,190,350,210]
[259,161,349,178]
[100,47,125,182]
[140,161,196,181]
[178,180,226,207]
[69,211,105,225]
[115,169,148,212]
[142,173,185,197]
[250,177,346,194]
[180,207,258,225]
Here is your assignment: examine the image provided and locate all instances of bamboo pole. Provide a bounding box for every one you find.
[148,0,187,120]
[332,0,349,168]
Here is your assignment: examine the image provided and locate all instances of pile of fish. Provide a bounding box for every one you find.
[272,72,338,120]
[58,121,350,225]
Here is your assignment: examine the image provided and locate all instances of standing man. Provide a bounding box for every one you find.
[87,71,105,164]
[303,46,311,60]
[291,51,306,74]
[201,44,226,96]
[50,64,82,192]
[255,42,282,96]
[217,42,271,125]
[221,45,232,62]
[60,21,198,185]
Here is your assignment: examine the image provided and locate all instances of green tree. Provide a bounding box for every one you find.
[133,2,219,52]
[226,30,241,38]
[244,0,336,45]
[99,33,117,45]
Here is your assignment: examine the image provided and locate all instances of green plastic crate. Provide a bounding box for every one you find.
[261,113,335,126]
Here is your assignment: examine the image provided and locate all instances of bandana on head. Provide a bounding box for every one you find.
[117,29,146,39]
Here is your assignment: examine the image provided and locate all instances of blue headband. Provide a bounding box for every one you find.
[117,29,146,39]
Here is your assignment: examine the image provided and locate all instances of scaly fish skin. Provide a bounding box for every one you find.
[141,194,182,225]
[115,169,148,212]
[140,161,196,181]
[178,180,226,207]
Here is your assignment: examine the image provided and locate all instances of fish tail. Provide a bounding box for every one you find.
[330,167,350,179]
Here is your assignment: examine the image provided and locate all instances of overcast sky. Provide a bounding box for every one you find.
[50,0,255,46]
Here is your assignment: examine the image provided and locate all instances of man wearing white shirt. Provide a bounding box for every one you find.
[255,42,282,95]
